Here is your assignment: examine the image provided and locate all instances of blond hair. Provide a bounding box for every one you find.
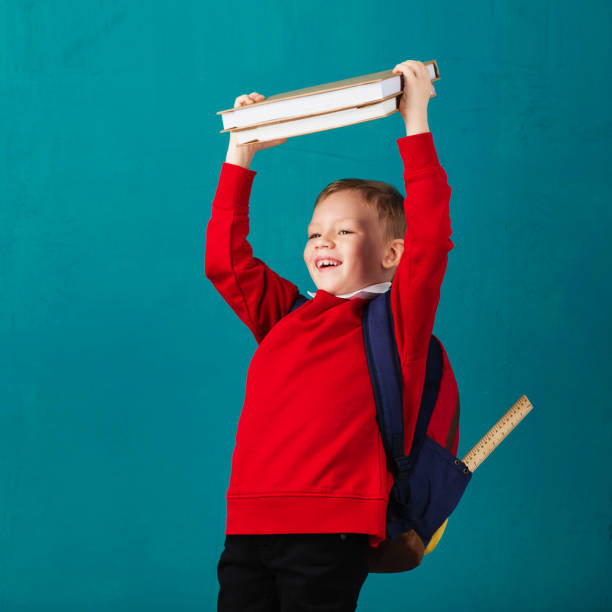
[313,179,406,244]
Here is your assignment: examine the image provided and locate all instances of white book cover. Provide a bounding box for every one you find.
[232,95,400,145]
[218,62,439,131]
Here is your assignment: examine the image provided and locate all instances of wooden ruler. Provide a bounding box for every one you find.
[462,395,533,472]
[424,395,533,555]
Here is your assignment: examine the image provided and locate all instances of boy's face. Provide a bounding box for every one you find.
[304,190,400,296]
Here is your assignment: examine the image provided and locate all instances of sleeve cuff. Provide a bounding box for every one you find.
[396,132,441,171]
[212,162,257,212]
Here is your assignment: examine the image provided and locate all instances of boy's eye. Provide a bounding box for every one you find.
[308,230,352,239]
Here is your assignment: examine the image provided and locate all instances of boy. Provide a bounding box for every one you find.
[205,60,453,611]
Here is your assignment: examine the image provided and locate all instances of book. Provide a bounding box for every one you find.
[226,95,401,145]
[217,61,440,143]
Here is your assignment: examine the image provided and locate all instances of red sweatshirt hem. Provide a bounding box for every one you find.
[226,493,390,548]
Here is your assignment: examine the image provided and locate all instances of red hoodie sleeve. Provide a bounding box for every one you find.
[204,162,300,344]
[391,132,454,456]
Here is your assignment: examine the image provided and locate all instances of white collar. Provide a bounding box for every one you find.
[306,281,392,300]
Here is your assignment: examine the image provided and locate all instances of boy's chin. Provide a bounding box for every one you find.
[313,282,335,293]
[315,280,347,295]
[311,271,356,295]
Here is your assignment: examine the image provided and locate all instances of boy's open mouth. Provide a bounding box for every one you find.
[314,257,343,271]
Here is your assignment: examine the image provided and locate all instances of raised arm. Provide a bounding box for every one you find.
[205,91,298,344]
[205,162,300,344]
[389,61,453,456]
[391,132,453,455]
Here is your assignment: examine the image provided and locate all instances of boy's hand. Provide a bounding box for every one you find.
[391,61,435,135]
[225,92,288,168]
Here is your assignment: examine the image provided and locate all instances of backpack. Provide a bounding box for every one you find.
[289,289,472,573]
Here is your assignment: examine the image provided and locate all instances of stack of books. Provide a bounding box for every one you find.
[217,60,439,145]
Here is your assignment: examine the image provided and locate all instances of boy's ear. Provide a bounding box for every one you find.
[382,238,404,269]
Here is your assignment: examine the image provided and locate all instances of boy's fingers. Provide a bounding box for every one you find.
[393,60,429,80]
[234,94,248,107]
[403,60,426,71]
[234,92,265,108]
[393,65,417,79]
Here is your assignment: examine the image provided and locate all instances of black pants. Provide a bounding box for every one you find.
[217,533,370,611]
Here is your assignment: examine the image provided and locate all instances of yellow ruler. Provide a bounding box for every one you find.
[462,394,533,472]
[425,394,533,555]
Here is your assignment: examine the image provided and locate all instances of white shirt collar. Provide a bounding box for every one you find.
[306,281,391,300]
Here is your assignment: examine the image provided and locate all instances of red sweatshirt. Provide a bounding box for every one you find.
[205,132,455,548]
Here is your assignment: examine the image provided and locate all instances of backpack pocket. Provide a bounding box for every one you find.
[391,434,472,546]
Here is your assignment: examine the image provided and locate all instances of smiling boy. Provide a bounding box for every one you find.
[206,60,453,611]
[304,187,404,297]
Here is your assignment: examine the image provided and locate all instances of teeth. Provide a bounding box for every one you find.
[317,259,340,269]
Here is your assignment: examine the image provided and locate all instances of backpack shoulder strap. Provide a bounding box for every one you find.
[361,291,405,466]
[362,290,443,474]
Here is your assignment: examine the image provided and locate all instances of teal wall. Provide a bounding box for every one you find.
[2,1,610,610]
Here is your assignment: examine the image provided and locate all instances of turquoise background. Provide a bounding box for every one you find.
[2,0,610,610]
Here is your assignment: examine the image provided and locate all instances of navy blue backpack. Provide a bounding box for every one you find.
[289,289,472,573]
